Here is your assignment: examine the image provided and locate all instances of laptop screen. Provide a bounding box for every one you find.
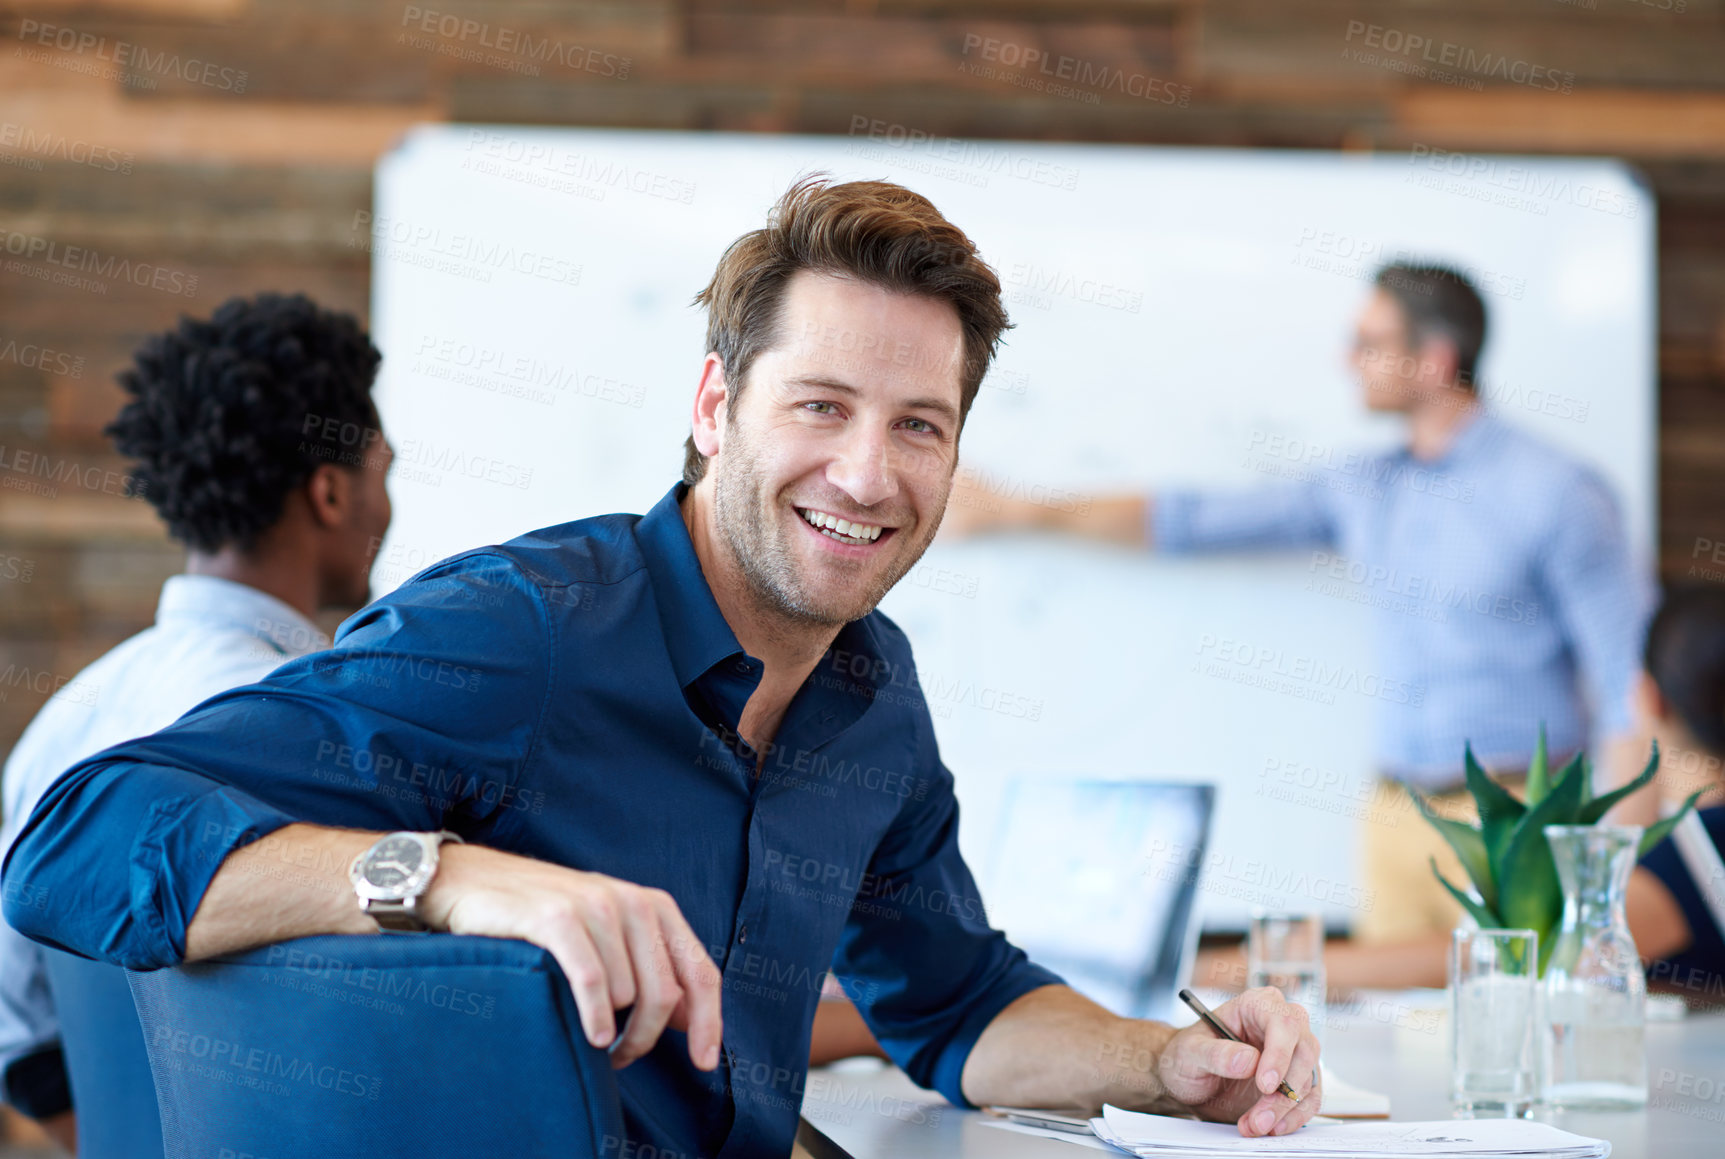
[981,779,1215,1021]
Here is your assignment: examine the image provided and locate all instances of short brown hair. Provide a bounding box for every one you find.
[683,174,1011,485]
[1373,263,1488,390]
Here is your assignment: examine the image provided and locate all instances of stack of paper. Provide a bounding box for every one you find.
[1091,1106,1610,1158]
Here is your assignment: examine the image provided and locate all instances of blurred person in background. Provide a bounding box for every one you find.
[947,264,1651,988]
[0,293,392,1150]
[1628,587,1725,996]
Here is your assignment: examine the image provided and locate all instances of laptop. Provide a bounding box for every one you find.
[980,778,1215,1022]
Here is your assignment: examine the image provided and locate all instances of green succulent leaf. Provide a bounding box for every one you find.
[1525,724,1550,805]
[1430,858,1503,932]
[1408,786,1497,912]
[1544,753,1588,824]
[1536,922,1559,975]
[1493,753,1587,937]
[1577,740,1662,826]
[1465,743,1527,868]
[1638,788,1707,859]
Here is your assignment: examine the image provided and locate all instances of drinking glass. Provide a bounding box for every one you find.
[1449,927,1538,1118]
[1247,910,1326,1043]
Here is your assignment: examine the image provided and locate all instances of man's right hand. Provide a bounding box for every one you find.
[422,844,723,1071]
[186,825,723,1072]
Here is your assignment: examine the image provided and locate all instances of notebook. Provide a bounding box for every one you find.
[1090,1105,1610,1158]
[988,1062,1388,1136]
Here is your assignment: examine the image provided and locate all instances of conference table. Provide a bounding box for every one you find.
[798,998,1725,1158]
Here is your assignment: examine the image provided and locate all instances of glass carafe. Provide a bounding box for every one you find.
[1539,824,1646,1109]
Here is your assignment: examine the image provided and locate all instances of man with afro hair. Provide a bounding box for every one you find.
[0,292,392,1152]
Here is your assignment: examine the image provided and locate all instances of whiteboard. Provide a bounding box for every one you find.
[368,126,1654,929]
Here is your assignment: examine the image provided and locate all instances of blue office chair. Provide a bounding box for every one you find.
[128,934,627,1159]
[42,948,163,1158]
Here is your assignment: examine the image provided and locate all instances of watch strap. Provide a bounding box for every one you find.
[368,902,428,933]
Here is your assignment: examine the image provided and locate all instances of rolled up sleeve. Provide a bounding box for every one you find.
[832,715,1062,1107]
[1156,482,1338,554]
[2,551,552,969]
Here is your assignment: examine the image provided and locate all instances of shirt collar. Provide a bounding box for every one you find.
[155,574,330,657]
[635,483,750,689]
[1425,408,1502,468]
[633,483,888,708]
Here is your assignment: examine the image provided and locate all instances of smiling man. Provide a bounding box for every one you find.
[4,177,1319,1158]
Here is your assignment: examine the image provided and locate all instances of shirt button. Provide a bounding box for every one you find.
[737,925,749,944]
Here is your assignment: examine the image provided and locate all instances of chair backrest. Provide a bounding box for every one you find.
[981,778,1216,1022]
[127,934,627,1159]
[42,949,163,1159]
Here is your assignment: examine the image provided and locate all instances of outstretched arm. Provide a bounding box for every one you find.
[940,469,1339,556]
[940,472,1152,547]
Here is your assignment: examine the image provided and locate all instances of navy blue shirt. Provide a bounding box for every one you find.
[1641,805,1725,1000]
[4,484,1060,1158]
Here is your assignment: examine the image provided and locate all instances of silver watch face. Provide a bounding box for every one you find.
[357,834,432,900]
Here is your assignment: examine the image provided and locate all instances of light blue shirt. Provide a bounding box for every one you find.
[1156,413,1650,787]
[0,575,327,1097]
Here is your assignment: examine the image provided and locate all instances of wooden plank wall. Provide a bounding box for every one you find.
[1,0,1722,756]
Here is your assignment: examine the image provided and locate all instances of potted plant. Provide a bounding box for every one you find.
[1412,729,1702,973]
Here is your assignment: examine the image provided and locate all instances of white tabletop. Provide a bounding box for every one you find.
[799,1001,1725,1158]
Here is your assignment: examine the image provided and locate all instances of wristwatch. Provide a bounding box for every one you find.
[349,830,464,932]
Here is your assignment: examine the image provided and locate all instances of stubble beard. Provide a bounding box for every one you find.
[710,425,934,629]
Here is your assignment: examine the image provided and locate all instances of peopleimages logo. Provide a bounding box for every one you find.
[1143,836,1376,913]
[398,6,632,79]
[16,19,249,92]
[149,1024,381,1099]
[958,33,1191,107]
[1307,552,1539,625]
[263,943,497,1018]
[0,337,84,378]
[0,122,133,173]
[846,116,1081,192]
[1245,429,1477,503]
[0,444,147,500]
[1406,145,1638,220]
[0,229,198,297]
[1195,633,1426,707]
[1341,20,1574,93]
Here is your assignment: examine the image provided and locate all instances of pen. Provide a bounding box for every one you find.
[1178,987,1300,1104]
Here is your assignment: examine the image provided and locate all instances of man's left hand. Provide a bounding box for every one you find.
[1157,987,1322,1137]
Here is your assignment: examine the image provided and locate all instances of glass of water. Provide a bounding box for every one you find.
[1247,910,1326,1043]
[1449,927,1537,1118]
